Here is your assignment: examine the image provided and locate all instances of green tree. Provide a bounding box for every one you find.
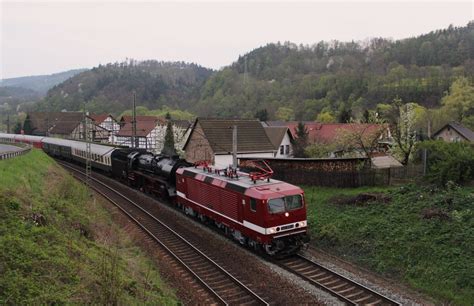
[23,115,34,135]
[161,121,177,156]
[316,111,336,123]
[276,107,294,121]
[293,122,309,157]
[418,140,474,186]
[13,121,22,134]
[441,77,474,123]
[362,109,370,123]
[305,143,335,158]
[337,108,352,123]
[254,109,268,121]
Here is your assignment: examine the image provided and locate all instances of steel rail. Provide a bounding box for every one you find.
[276,254,400,305]
[59,161,268,306]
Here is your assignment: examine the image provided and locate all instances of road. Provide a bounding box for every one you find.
[0,144,23,154]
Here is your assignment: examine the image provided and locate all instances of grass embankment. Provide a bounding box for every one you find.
[0,150,178,304]
[304,184,474,305]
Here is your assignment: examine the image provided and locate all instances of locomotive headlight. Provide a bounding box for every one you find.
[267,228,276,234]
[298,221,307,227]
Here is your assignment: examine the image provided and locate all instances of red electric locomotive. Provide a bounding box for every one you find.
[175,162,309,256]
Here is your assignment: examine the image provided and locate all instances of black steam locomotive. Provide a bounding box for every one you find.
[111,148,191,198]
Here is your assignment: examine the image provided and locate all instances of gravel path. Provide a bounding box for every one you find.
[304,247,436,305]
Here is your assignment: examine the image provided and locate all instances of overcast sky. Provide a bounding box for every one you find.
[1,1,472,79]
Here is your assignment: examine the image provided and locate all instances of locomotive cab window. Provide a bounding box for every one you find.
[268,195,303,214]
[286,195,303,210]
[268,198,285,214]
[250,198,257,212]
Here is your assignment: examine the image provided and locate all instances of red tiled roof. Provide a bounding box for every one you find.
[120,115,165,124]
[116,120,159,137]
[90,114,112,124]
[267,121,384,144]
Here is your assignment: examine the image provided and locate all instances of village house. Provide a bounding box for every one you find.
[432,122,474,143]
[89,114,120,143]
[116,115,191,153]
[115,116,166,152]
[265,121,391,157]
[263,126,294,157]
[183,118,276,167]
[23,112,108,141]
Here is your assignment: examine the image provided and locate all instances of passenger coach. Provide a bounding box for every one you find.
[42,137,114,172]
[0,133,44,149]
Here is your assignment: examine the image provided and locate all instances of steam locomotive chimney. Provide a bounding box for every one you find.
[232,125,237,169]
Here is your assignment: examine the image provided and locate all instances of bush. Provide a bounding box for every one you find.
[305,143,335,158]
[418,140,474,186]
[304,184,474,304]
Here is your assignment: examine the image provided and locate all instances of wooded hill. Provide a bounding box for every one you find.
[197,22,473,121]
[0,69,87,95]
[35,61,213,115]
[36,23,473,123]
[0,69,87,120]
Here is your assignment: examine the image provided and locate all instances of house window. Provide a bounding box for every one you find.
[250,198,257,212]
[280,145,284,155]
[285,145,290,155]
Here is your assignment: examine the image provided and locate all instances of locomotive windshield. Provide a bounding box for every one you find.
[268,195,303,214]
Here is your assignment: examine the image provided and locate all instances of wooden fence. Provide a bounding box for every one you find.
[240,157,424,187]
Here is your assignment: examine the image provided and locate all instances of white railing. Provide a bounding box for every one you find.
[0,144,31,160]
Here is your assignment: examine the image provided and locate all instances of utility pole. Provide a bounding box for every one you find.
[6,115,10,134]
[243,55,248,86]
[46,116,50,137]
[423,119,431,176]
[132,91,137,148]
[232,125,237,169]
[83,103,92,187]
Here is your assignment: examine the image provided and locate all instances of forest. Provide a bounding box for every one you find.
[196,22,473,131]
[3,22,474,133]
[33,60,213,115]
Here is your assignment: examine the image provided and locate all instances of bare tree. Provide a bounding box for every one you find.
[335,124,386,159]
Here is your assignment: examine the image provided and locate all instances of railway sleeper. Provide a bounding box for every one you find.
[353,294,375,304]
[331,282,352,291]
[367,299,383,306]
[287,261,310,270]
[306,271,327,279]
[324,278,345,287]
[316,274,335,283]
[296,265,319,274]
[344,290,365,299]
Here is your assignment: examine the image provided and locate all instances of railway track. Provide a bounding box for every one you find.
[58,161,269,306]
[276,254,400,305]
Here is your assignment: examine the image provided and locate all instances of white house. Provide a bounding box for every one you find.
[264,126,294,158]
[116,116,191,154]
[90,114,120,143]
